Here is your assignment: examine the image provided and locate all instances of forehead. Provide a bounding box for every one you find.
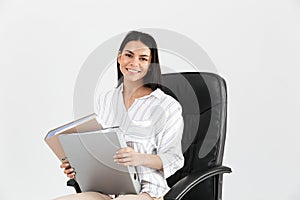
[123,41,151,55]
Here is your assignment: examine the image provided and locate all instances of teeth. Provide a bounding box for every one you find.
[127,68,140,73]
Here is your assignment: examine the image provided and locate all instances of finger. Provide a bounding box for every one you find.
[64,168,74,175]
[114,157,131,163]
[117,161,131,167]
[125,147,134,152]
[67,172,76,179]
[116,147,133,153]
[60,162,70,168]
[116,148,127,154]
[114,153,130,159]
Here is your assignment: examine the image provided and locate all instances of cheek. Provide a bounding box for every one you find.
[119,55,130,64]
[119,61,127,74]
[120,65,127,75]
[119,60,129,72]
[142,63,151,72]
[119,58,126,65]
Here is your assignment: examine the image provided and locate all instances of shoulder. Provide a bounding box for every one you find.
[94,86,121,112]
[155,89,182,113]
[96,86,120,102]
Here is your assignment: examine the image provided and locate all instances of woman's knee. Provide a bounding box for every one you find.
[115,193,153,200]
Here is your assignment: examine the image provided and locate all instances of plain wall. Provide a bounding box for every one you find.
[0,0,299,199]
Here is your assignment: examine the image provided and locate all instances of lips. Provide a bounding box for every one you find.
[126,68,141,73]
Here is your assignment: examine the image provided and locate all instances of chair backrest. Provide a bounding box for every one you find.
[161,72,227,200]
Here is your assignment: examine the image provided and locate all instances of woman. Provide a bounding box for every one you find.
[57,31,184,200]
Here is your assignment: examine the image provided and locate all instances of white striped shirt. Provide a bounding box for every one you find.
[95,83,184,198]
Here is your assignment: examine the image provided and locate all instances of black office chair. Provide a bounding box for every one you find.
[67,72,231,200]
[162,72,231,200]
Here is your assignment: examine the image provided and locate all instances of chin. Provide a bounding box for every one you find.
[124,76,144,83]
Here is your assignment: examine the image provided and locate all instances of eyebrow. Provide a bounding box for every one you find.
[124,50,150,57]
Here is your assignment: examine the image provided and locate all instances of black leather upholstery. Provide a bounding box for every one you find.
[161,72,231,200]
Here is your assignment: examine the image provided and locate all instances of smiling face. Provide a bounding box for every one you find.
[118,40,152,84]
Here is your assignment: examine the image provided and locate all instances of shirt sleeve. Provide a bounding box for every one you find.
[94,91,110,128]
[94,93,101,116]
[157,101,184,179]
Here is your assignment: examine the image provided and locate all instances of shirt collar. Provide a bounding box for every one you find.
[118,83,162,100]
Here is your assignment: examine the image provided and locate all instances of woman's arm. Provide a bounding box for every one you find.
[155,102,185,178]
[113,147,163,170]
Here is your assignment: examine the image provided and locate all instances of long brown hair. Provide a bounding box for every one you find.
[117,31,162,91]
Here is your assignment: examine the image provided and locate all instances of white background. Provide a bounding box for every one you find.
[0,0,300,199]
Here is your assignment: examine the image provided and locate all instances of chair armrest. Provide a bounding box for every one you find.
[67,179,82,193]
[164,165,232,200]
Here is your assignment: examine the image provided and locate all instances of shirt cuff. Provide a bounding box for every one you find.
[158,153,183,179]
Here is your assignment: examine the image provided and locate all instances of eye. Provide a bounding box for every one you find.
[125,53,132,58]
[140,57,148,61]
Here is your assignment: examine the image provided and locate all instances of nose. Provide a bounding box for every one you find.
[130,56,140,67]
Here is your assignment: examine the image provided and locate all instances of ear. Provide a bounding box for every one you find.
[117,52,122,64]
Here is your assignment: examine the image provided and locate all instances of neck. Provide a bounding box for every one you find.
[123,79,143,96]
[122,80,151,98]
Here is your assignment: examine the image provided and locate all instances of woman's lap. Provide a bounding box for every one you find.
[53,192,110,200]
[53,192,163,200]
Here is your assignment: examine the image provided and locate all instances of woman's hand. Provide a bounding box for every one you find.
[113,147,146,167]
[60,162,76,179]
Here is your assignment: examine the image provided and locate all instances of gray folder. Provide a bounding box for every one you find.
[58,128,141,195]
